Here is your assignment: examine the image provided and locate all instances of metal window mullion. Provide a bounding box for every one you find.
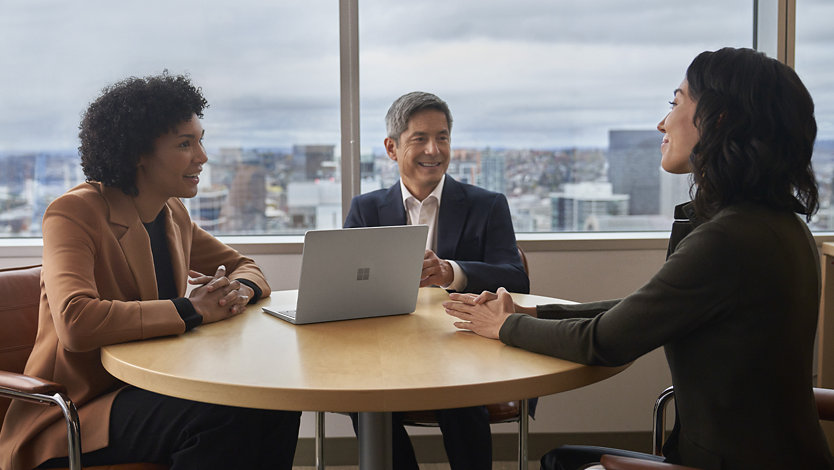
[754,0,795,67]
[778,0,796,68]
[339,0,361,223]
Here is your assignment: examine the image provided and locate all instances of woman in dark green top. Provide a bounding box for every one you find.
[444,47,834,470]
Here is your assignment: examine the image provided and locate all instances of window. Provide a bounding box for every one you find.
[358,1,752,232]
[796,0,834,230]
[0,0,339,237]
[2,2,826,238]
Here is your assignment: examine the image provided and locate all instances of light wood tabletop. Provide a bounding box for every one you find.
[101,287,628,469]
[101,287,626,412]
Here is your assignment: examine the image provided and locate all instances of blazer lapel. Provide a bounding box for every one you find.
[437,176,468,259]
[378,183,407,225]
[103,185,159,300]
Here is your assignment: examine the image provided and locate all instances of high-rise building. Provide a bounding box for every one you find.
[550,182,629,231]
[293,145,335,181]
[446,159,479,185]
[444,148,479,185]
[187,186,229,232]
[287,179,341,229]
[223,164,267,233]
[507,194,551,232]
[360,152,375,178]
[32,152,83,234]
[607,130,662,215]
[659,170,692,218]
[479,150,506,195]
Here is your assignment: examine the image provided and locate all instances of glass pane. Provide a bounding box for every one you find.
[796,0,834,230]
[358,1,751,232]
[0,0,339,237]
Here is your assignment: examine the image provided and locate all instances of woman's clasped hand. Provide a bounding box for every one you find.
[188,265,254,322]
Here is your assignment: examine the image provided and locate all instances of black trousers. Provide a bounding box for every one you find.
[39,386,301,470]
[350,405,492,470]
[540,445,665,470]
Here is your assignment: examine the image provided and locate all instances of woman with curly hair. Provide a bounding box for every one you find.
[0,73,300,470]
[444,48,834,469]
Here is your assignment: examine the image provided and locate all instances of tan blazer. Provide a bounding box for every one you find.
[0,182,271,470]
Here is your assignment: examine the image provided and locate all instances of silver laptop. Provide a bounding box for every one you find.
[262,225,428,324]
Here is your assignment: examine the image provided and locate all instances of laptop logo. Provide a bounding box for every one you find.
[356,267,370,281]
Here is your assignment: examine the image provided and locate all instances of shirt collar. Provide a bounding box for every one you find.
[400,174,445,206]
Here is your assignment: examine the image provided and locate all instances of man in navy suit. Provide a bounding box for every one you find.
[344,91,529,470]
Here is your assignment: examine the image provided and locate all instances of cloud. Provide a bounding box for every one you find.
[0,0,831,151]
[359,0,752,48]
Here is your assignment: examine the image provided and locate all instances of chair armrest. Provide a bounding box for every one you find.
[814,387,834,421]
[600,455,702,470]
[0,369,67,396]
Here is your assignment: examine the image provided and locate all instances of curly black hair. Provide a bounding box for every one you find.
[78,72,208,196]
[686,47,818,221]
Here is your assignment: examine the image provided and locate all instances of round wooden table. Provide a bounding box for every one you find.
[102,287,627,469]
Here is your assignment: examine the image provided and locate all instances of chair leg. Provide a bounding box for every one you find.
[51,392,82,470]
[518,398,529,470]
[315,411,325,470]
[0,389,81,470]
[652,386,675,456]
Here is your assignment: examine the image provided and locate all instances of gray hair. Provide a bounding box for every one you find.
[385,91,453,143]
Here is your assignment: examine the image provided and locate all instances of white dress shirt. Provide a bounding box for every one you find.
[399,175,468,291]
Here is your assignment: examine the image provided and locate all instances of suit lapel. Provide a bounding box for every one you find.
[378,183,407,225]
[437,176,468,259]
[103,185,159,300]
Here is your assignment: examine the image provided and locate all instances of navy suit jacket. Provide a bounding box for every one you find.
[344,176,529,294]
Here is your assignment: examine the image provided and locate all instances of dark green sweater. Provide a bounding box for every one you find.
[500,203,834,469]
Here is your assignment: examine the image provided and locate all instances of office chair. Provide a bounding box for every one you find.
[399,399,532,469]
[0,265,167,470]
[313,246,534,470]
[595,385,834,470]
[598,454,700,470]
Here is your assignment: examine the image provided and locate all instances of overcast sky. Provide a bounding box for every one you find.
[1,0,831,153]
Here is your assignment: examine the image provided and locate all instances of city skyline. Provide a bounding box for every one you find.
[3,130,834,237]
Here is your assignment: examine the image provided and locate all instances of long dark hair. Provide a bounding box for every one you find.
[686,47,818,221]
